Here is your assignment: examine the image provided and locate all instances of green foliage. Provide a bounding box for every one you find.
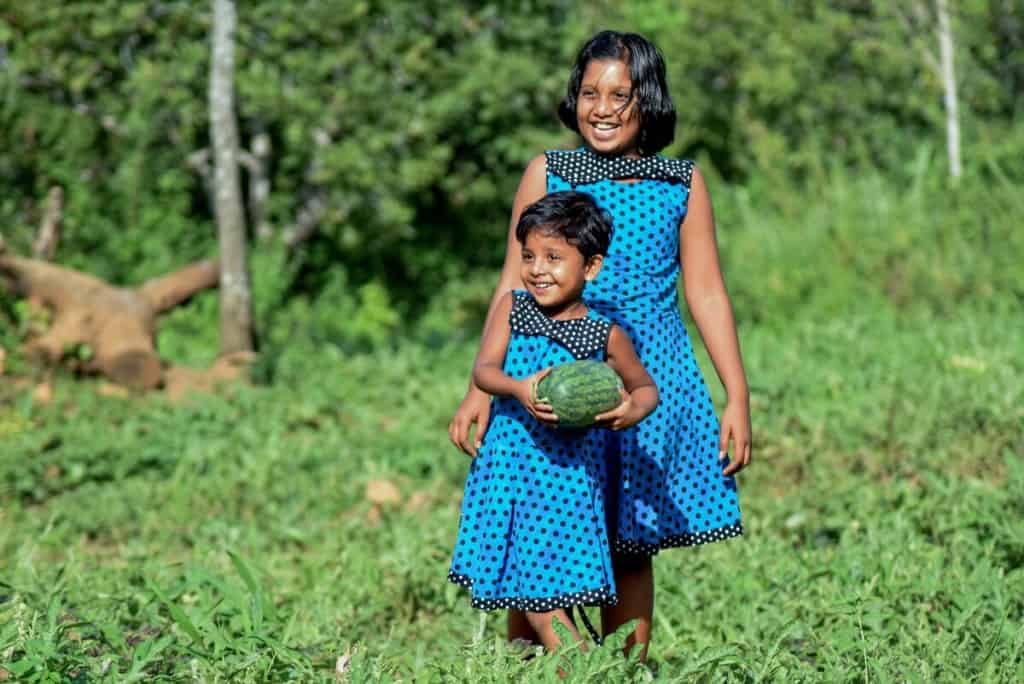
[710,148,1024,327]
[1,5,1023,680]
[155,290,221,367]
[0,0,580,309]
[612,0,1022,180]
[1,1,212,283]
[1,297,1022,680]
[2,0,1021,322]
[2,160,1023,676]
[0,559,311,682]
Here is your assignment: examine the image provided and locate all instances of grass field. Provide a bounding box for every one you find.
[1,168,1022,681]
[2,302,1021,682]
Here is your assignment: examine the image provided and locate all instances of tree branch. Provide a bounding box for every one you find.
[282,195,327,250]
[281,127,333,251]
[32,186,63,261]
[139,259,220,313]
[238,130,272,240]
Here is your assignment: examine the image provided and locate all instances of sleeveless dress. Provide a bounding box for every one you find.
[448,291,619,611]
[546,147,743,555]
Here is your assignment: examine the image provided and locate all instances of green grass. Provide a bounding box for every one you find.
[1,301,1021,682]
[1,167,1022,681]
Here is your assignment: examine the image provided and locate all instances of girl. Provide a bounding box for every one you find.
[448,190,659,651]
[448,31,752,660]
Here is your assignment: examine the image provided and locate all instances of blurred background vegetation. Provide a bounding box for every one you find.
[1,0,1021,364]
[1,1,1022,681]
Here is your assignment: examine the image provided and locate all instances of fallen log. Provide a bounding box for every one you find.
[0,247,218,389]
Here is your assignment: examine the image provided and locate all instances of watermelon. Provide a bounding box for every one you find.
[534,360,624,428]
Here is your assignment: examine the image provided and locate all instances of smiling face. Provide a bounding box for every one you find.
[520,229,603,317]
[575,58,642,157]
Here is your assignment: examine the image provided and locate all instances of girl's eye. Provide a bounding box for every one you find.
[614,91,629,101]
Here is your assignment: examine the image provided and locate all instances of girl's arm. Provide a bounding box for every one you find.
[449,155,548,455]
[472,292,557,425]
[474,155,548,369]
[595,326,659,430]
[679,166,752,475]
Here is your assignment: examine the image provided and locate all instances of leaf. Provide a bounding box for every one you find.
[144,578,203,647]
[227,550,267,628]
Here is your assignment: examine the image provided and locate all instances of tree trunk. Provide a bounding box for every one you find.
[210,0,254,354]
[936,0,961,180]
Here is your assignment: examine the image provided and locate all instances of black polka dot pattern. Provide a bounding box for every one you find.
[546,147,694,188]
[449,292,620,610]
[545,147,744,555]
[509,291,613,360]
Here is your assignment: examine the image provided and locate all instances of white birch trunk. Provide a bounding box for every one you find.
[210,0,253,353]
[936,0,962,179]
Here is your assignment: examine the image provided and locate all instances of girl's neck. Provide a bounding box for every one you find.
[586,144,641,159]
[538,299,589,321]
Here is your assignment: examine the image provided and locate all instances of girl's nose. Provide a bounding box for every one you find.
[595,95,614,117]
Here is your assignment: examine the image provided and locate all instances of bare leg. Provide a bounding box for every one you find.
[525,609,586,652]
[601,552,654,661]
[508,609,541,644]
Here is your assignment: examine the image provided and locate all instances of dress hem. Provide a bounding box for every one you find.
[447,571,618,612]
[612,522,744,556]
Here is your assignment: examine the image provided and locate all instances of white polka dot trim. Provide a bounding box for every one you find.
[612,523,744,556]
[509,291,612,360]
[546,147,694,188]
[447,571,618,612]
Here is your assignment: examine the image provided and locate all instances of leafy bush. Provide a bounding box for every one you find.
[2,1,1022,317]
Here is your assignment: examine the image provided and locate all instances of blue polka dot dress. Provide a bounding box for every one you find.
[545,147,743,555]
[449,291,619,611]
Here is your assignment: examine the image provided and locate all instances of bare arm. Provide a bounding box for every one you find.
[471,292,558,425]
[471,292,520,397]
[595,326,659,430]
[471,154,549,384]
[448,155,548,455]
[680,166,752,474]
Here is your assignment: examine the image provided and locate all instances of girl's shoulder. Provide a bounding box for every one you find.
[545,147,694,189]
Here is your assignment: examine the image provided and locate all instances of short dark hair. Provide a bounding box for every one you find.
[557,31,676,156]
[515,191,613,260]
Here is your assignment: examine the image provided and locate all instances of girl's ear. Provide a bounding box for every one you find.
[584,254,604,282]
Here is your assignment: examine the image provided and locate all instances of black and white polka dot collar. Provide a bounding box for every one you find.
[546,147,694,187]
[508,291,612,360]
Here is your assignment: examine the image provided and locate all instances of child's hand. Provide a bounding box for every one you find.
[594,388,648,431]
[514,368,559,425]
[449,385,492,457]
[720,397,752,475]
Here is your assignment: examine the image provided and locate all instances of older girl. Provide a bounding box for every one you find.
[449,30,751,661]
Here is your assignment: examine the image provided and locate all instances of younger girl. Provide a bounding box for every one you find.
[448,191,658,650]
[449,31,752,660]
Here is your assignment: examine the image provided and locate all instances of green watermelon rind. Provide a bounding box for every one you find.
[534,360,624,429]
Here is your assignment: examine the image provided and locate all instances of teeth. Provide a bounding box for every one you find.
[594,123,618,130]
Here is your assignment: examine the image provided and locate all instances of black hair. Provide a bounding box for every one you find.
[557,30,676,156]
[515,191,613,260]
